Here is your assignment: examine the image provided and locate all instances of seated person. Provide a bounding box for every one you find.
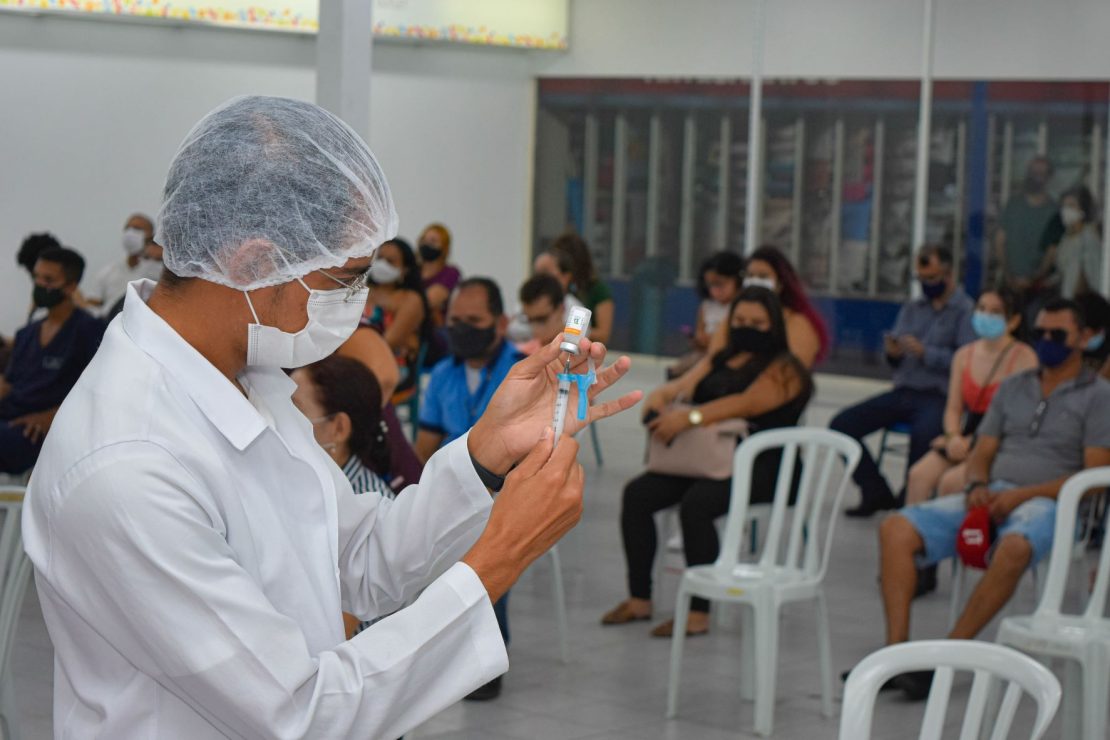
[831,245,975,517]
[534,249,586,312]
[362,237,431,403]
[291,355,394,498]
[601,286,812,637]
[1075,291,1110,376]
[103,239,166,322]
[414,277,522,702]
[12,232,62,326]
[906,288,1037,506]
[84,214,162,317]
[550,233,615,345]
[514,273,567,355]
[873,298,1110,700]
[668,251,745,379]
[743,245,829,368]
[336,326,423,490]
[0,247,105,474]
[417,223,461,328]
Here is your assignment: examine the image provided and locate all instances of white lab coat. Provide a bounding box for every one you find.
[22,280,507,739]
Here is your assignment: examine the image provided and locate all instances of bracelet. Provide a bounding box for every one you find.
[470,453,507,493]
[964,480,988,494]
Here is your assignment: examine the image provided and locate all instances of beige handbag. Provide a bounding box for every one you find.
[645,403,750,480]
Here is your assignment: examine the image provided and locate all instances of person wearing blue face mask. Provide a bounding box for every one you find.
[1074,291,1110,379]
[868,298,1110,701]
[831,244,976,517]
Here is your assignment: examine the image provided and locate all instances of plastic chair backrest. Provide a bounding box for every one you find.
[840,640,1061,740]
[0,488,29,674]
[714,428,861,581]
[1034,466,1110,621]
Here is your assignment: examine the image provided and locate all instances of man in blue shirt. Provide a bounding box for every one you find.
[0,247,105,474]
[415,277,522,701]
[831,245,975,517]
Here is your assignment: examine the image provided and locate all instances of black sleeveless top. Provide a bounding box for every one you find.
[692,352,812,503]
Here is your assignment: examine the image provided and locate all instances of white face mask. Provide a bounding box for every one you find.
[743,276,777,292]
[122,228,147,256]
[244,277,369,368]
[1061,206,1084,228]
[369,259,402,285]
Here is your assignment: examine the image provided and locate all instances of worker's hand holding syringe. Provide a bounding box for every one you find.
[463,319,641,602]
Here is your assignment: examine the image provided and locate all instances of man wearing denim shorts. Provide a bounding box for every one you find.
[872,298,1110,699]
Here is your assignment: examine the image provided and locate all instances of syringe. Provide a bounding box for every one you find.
[552,307,592,446]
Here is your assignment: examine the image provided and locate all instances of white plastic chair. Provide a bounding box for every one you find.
[0,488,32,740]
[996,466,1110,740]
[840,640,1061,739]
[665,428,862,737]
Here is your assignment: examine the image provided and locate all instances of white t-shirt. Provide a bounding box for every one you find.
[89,259,144,316]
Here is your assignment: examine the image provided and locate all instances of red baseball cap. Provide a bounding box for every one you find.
[957,506,995,569]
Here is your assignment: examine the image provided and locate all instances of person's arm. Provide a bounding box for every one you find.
[382,291,426,353]
[36,444,507,740]
[920,311,973,372]
[942,347,968,439]
[9,406,59,444]
[414,430,445,464]
[963,434,1001,509]
[337,327,400,402]
[589,298,614,345]
[696,361,802,424]
[786,313,820,369]
[885,304,909,367]
[692,304,710,350]
[988,447,1110,522]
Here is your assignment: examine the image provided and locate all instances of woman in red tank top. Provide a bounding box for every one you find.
[905,289,1038,505]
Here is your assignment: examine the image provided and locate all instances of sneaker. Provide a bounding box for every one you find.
[892,670,934,701]
[463,676,502,702]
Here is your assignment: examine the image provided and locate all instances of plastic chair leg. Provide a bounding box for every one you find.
[1063,659,1083,740]
[1081,652,1108,740]
[547,546,570,664]
[589,423,603,467]
[0,674,20,740]
[752,600,780,737]
[739,604,755,702]
[815,591,835,718]
[665,584,691,718]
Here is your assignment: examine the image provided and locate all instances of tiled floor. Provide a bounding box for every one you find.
[8,355,1082,738]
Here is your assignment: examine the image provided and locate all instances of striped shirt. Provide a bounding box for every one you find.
[341,455,395,499]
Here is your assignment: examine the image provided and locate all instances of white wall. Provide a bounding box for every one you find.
[540,0,1110,80]
[0,13,535,333]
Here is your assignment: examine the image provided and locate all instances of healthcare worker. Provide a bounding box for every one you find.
[22,96,639,739]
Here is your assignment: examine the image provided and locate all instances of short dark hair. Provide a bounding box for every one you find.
[458,277,504,317]
[1040,297,1086,330]
[36,246,86,284]
[917,244,953,269]
[696,251,745,299]
[1075,292,1110,332]
[520,273,564,307]
[17,232,61,273]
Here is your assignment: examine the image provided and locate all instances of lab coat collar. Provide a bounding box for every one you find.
[120,279,269,451]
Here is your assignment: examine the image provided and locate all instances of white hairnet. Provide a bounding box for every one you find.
[156,95,399,290]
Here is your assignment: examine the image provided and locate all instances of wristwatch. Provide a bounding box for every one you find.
[470,453,507,493]
[688,408,704,427]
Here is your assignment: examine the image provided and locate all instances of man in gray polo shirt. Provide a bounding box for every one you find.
[871,298,1110,699]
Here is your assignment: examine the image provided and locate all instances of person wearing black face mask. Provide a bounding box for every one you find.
[413,276,523,701]
[994,156,1057,294]
[418,223,462,329]
[0,247,105,474]
[604,287,813,638]
[831,244,975,518]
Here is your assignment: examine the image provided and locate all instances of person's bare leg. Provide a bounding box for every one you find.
[879,515,924,644]
[949,534,1032,639]
[937,462,969,497]
[906,451,951,506]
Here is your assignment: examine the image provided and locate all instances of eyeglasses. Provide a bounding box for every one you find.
[319,267,372,301]
[1029,399,1048,437]
[1031,327,1069,344]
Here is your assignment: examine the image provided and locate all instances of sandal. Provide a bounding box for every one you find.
[650,618,709,638]
[601,601,652,625]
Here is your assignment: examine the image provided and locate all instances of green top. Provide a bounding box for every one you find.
[579,279,614,311]
[999,195,1057,279]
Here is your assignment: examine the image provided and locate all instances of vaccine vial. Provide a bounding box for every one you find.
[559,306,592,354]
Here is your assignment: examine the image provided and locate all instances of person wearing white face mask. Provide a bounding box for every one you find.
[83,213,158,317]
[361,236,431,405]
[21,95,640,740]
[1038,185,1102,300]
